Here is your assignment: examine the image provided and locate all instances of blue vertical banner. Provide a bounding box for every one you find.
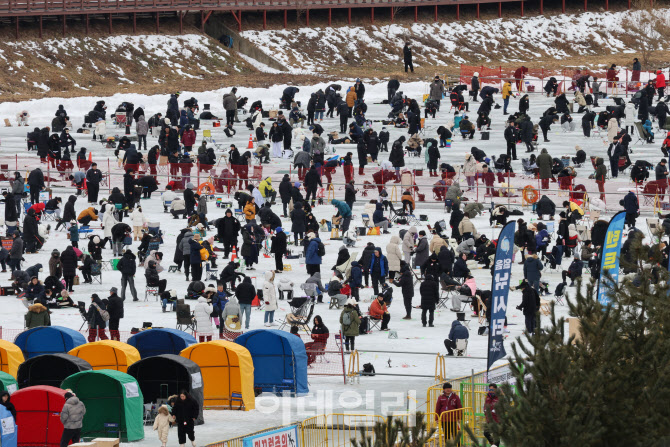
[597,211,626,305]
[487,221,516,371]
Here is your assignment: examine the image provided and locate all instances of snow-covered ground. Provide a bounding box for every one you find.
[240,8,670,72]
[0,80,664,444]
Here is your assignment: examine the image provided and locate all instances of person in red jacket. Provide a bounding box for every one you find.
[481,164,496,196]
[181,125,197,152]
[484,384,500,447]
[435,382,463,445]
[656,70,666,101]
[513,66,528,91]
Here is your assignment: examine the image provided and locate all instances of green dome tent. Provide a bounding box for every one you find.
[0,370,18,394]
[61,370,144,442]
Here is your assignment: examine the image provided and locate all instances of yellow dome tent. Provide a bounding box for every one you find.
[0,339,25,378]
[180,340,255,410]
[69,340,140,373]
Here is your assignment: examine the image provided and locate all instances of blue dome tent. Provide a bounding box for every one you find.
[14,326,86,359]
[234,329,308,395]
[127,328,196,359]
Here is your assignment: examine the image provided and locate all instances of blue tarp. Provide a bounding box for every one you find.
[235,329,308,395]
[14,326,87,359]
[127,328,197,359]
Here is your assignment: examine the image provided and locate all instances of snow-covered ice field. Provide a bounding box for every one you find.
[0,79,664,444]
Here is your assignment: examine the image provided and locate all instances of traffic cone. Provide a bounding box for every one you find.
[230,246,237,262]
[88,152,92,162]
[247,134,254,149]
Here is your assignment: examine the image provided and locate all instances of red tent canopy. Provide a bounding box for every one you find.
[12,385,67,447]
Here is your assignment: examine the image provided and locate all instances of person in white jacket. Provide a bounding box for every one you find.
[102,206,118,240]
[385,235,403,281]
[194,296,213,342]
[263,271,277,326]
[402,226,418,264]
[94,118,106,141]
[130,206,147,241]
[463,153,477,190]
[161,186,177,213]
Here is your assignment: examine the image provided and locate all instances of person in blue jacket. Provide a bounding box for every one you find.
[642,118,654,143]
[348,122,364,143]
[372,203,390,234]
[620,190,640,228]
[331,199,352,233]
[444,320,469,356]
[369,247,388,296]
[305,233,323,276]
[348,261,362,302]
[534,227,549,258]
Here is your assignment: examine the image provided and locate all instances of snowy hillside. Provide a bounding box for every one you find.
[0,34,249,96]
[240,8,670,72]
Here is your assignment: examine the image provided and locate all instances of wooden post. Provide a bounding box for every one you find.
[540,0,543,14]
[498,1,501,17]
[584,0,587,11]
[238,10,241,31]
[263,10,266,29]
[179,11,183,33]
[476,2,479,18]
[156,12,159,33]
[605,0,608,10]
[348,7,351,24]
[562,0,565,12]
[39,16,43,38]
[434,4,437,21]
[520,0,523,16]
[63,15,67,36]
[328,8,331,25]
[108,13,112,33]
[306,9,309,26]
[456,4,459,20]
[628,0,630,8]
[283,9,287,28]
[391,6,394,22]
[84,14,88,35]
[414,5,417,22]
[371,7,375,23]
[133,12,137,33]
[15,17,18,39]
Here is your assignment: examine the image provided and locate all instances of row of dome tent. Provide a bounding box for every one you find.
[0,328,307,442]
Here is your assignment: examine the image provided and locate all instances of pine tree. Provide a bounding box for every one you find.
[466,233,670,446]
[350,412,439,446]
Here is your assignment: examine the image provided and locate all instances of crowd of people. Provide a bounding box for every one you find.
[4,55,669,383]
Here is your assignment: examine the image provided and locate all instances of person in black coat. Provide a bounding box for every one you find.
[117,249,138,301]
[392,263,414,319]
[344,181,357,210]
[219,261,243,291]
[216,209,241,257]
[280,117,293,151]
[437,245,454,276]
[389,137,405,179]
[304,166,322,207]
[539,114,558,143]
[27,168,45,204]
[536,195,556,218]
[453,253,470,279]
[86,163,104,204]
[23,209,41,253]
[403,42,413,73]
[290,201,307,244]
[59,246,78,293]
[171,391,200,447]
[278,174,292,217]
[2,192,18,223]
[235,276,256,330]
[358,243,376,288]
[356,139,368,175]
[106,287,124,340]
[55,195,77,231]
[184,185,196,216]
[517,280,540,334]
[271,228,287,272]
[419,273,439,327]
[407,110,421,135]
